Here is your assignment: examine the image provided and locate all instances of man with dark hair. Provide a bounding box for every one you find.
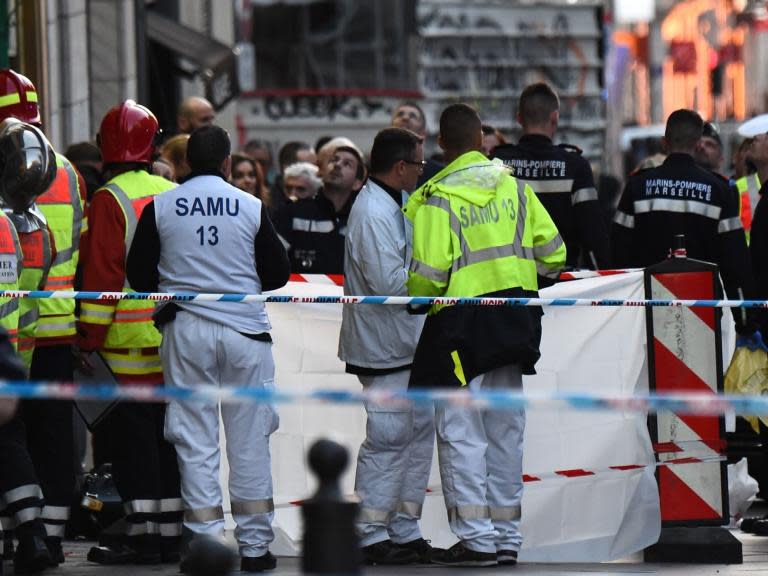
[339,128,435,565]
[391,102,427,137]
[127,124,290,573]
[186,125,231,171]
[612,109,753,307]
[405,103,565,566]
[275,142,365,273]
[494,82,609,275]
[278,141,316,173]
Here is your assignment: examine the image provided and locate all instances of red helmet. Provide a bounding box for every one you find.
[0,69,41,125]
[99,100,159,165]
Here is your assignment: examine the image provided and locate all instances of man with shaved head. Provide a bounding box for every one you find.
[177,96,215,134]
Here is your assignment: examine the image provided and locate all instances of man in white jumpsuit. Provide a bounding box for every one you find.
[339,127,435,565]
[126,125,290,573]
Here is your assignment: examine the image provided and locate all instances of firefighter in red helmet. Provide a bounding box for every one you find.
[78,100,181,565]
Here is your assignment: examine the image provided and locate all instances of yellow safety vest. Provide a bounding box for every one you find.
[17,222,53,368]
[405,151,566,315]
[34,153,86,343]
[0,212,23,349]
[79,171,174,350]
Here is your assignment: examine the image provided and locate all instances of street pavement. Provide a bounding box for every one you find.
[3,528,766,576]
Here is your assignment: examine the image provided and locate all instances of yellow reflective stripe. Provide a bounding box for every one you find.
[0,93,21,107]
[451,350,467,387]
[101,350,161,375]
[26,91,37,103]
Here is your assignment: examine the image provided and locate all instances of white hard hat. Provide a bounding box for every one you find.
[737,114,768,137]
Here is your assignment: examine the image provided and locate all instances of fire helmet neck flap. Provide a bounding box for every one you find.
[0,118,56,212]
[0,69,41,125]
[99,99,159,165]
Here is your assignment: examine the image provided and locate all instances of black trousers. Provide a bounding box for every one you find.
[0,414,46,539]
[23,345,76,539]
[101,401,181,552]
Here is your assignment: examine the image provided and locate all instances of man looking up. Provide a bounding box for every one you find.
[275,144,365,274]
[339,128,435,565]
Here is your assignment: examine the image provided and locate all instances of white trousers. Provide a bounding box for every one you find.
[355,370,434,546]
[436,364,525,553]
[162,311,278,558]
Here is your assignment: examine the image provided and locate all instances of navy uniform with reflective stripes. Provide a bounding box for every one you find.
[0,330,47,564]
[273,190,356,274]
[493,135,610,271]
[612,152,754,301]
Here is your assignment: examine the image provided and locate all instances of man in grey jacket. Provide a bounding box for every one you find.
[338,128,435,565]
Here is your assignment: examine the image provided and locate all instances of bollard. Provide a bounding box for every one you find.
[643,235,742,564]
[302,439,361,575]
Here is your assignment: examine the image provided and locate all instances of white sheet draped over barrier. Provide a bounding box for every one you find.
[216,271,735,561]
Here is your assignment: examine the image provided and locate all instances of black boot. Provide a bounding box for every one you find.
[45,537,65,566]
[1,533,12,560]
[13,535,52,574]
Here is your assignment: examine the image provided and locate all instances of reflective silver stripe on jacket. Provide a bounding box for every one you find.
[35,320,75,333]
[358,506,391,524]
[230,498,274,516]
[633,198,721,220]
[520,179,574,194]
[17,307,39,330]
[613,210,635,229]
[718,216,743,234]
[104,184,140,279]
[447,505,490,523]
[572,187,598,205]
[292,218,335,233]
[490,505,521,521]
[0,299,18,320]
[184,505,224,523]
[396,501,423,519]
[409,258,449,283]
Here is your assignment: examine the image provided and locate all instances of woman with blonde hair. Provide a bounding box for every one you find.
[160,134,191,182]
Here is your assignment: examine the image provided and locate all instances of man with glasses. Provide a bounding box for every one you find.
[339,127,435,565]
